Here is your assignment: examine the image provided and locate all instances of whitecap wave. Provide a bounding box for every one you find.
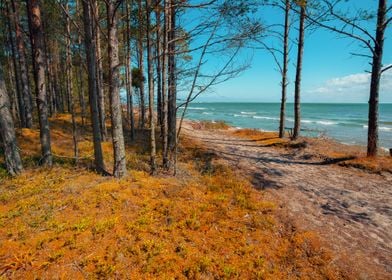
[317,120,337,125]
[252,116,278,120]
[202,112,212,115]
[362,125,392,131]
[188,107,207,110]
[380,126,392,131]
[240,111,257,115]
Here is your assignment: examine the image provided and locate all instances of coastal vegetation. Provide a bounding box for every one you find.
[0,0,391,278]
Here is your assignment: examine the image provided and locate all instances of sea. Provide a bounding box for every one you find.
[179,103,392,150]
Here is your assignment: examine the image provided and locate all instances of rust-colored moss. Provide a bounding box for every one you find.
[0,115,355,278]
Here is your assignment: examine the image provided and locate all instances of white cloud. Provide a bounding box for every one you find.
[328,73,370,88]
[306,68,392,103]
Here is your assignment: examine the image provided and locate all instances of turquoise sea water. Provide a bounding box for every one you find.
[179,103,392,149]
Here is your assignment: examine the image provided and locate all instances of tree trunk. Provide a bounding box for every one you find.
[107,0,127,177]
[44,39,55,117]
[11,0,33,128]
[65,1,78,162]
[293,4,305,140]
[137,0,146,128]
[0,70,23,176]
[94,1,107,142]
[162,0,169,168]
[82,0,106,174]
[146,0,157,174]
[7,3,25,128]
[52,41,63,113]
[279,0,290,138]
[125,1,135,140]
[156,6,163,128]
[6,55,19,122]
[168,0,177,171]
[27,0,53,166]
[76,7,86,127]
[367,0,386,157]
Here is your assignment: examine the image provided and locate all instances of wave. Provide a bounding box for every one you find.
[316,120,338,126]
[188,107,207,110]
[363,125,392,131]
[202,112,213,115]
[302,119,313,124]
[240,111,257,115]
[252,115,279,120]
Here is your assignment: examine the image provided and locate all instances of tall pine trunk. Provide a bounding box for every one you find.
[137,0,146,128]
[94,1,107,142]
[82,0,106,174]
[76,2,86,127]
[168,0,177,171]
[367,0,386,157]
[6,55,19,122]
[146,0,156,174]
[27,0,53,166]
[0,70,23,176]
[65,1,78,161]
[107,0,127,177]
[293,4,305,140]
[156,6,163,128]
[11,0,33,128]
[162,0,169,168]
[6,4,25,128]
[279,0,290,138]
[125,1,135,141]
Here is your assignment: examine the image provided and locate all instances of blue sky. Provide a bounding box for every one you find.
[190,1,392,103]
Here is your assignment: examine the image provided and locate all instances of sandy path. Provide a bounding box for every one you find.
[183,125,392,279]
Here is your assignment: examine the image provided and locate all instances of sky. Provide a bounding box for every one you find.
[189,0,392,103]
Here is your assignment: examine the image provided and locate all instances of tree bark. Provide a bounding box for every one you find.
[7,3,25,128]
[293,4,305,140]
[125,1,135,140]
[6,55,19,122]
[82,0,106,174]
[65,1,79,161]
[279,0,290,138]
[76,0,86,127]
[107,0,127,177]
[11,0,33,128]
[146,0,157,174]
[94,1,108,142]
[168,0,177,170]
[137,0,146,128]
[0,70,23,176]
[367,0,386,157]
[162,0,169,168]
[156,6,163,128]
[27,0,53,166]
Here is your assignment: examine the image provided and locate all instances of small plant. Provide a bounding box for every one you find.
[71,218,91,232]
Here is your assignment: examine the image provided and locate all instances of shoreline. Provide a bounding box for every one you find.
[183,119,392,174]
[180,102,392,149]
[185,118,391,154]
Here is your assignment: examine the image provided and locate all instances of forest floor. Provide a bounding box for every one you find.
[0,115,390,279]
[183,120,392,279]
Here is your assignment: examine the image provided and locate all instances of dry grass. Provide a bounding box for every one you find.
[229,128,392,173]
[190,120,231,130]
[0,115,355,278]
